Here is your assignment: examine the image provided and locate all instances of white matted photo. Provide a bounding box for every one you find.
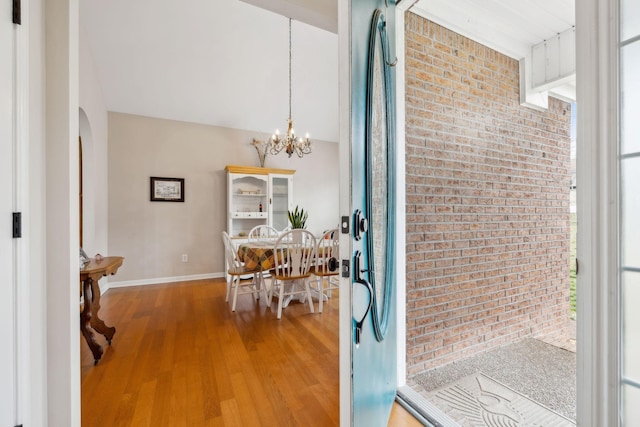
[150,177,185,202]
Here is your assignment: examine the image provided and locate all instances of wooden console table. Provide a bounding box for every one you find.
[80,256,124,364]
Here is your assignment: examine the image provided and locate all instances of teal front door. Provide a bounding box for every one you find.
[342,1,398,425]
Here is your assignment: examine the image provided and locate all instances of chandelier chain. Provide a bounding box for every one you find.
[289,18,292,120]
[255,16,311,159]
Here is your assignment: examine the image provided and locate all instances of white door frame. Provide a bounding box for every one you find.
[394,0,410,390]
[43,0,81,425]
[1,4,18,425]
[575,0,621,425]
[3,0,36,424]
[15,0,32,423]
[337,1,352,425]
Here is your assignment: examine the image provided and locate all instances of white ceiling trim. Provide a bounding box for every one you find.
[411,0,574,61]
[410,4,529,60]
[239,0,337,33]
[410,0,576,106]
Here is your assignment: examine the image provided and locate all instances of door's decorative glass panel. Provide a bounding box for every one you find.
[621,43,640,155]
[364,9,395,342]
[371,15,388,325]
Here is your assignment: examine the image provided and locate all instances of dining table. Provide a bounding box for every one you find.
[237,240,280,271]
[237,239,327,271]
[237,240,329,308]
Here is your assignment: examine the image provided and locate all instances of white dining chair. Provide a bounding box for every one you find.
[310,228,340,313]
[247,225,279,242]
[268,229,316,319]
[222,231,263,311]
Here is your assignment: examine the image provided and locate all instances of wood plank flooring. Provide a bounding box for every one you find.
[81,278,420,426]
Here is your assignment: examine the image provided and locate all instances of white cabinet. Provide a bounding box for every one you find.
[225,165,294,238]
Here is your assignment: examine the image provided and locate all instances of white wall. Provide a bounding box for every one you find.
[80,0,339,142]
[45,0,80,425]
[27,1,47,425]
[79,24,109,257]
[107,112,339,284]
[77,7,339,287]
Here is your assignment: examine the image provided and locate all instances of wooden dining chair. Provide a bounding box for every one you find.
[247,225,279,242]
[268,229,316,319]
[310,228,340,313]
[222,231,263,311]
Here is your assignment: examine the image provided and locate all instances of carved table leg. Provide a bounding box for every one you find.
[80,277,103,364]
[89,277,116,345]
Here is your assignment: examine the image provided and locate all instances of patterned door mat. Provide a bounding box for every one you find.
[425,373,575,427]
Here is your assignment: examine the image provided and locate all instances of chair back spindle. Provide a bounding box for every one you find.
[248,225,279,242]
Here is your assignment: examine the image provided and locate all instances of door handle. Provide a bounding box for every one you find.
[353,277,373,348]
[352,251,373,347]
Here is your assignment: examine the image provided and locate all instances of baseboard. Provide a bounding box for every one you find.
[106,272,225,290]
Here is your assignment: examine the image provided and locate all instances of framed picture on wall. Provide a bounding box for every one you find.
[150,177,185,202]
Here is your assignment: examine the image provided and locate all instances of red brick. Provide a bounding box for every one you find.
[405,13,571,373]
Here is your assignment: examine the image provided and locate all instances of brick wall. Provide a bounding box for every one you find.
[404,13,572,377]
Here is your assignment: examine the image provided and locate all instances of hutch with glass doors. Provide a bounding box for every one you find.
[225,165,294,238]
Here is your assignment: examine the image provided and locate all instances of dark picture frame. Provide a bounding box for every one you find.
[150,177,185,202]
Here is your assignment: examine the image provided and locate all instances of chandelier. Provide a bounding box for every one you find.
[269,18,312,158]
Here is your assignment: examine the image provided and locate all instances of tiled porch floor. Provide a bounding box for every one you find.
[409,320,577,423]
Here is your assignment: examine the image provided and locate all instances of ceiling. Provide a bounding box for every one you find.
[80,0,575,143]
[80,0,340,142]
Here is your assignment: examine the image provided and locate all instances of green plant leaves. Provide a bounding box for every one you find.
[287,205,308,229]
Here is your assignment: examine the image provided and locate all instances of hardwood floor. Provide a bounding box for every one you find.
[81,278,420,426]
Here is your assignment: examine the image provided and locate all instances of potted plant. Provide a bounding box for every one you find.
[287,205,308,229]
